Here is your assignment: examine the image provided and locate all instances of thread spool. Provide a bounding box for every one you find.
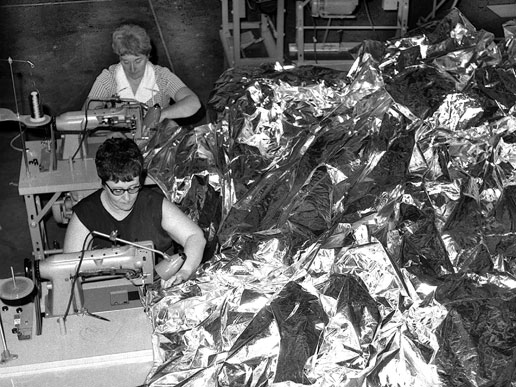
[29,90,45,123]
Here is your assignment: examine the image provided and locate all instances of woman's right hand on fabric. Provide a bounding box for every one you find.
[160,268,191,288]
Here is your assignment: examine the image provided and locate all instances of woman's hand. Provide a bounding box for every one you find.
[160,268,191,288]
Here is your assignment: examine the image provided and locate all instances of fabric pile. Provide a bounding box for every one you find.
[140,9,516,387]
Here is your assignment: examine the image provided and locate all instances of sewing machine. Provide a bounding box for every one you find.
[0,230,182,385]
[55,100,157,159]
[0,243,156,386]
[35,242,155,318]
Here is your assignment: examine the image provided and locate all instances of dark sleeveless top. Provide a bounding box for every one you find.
[73,187,175,254]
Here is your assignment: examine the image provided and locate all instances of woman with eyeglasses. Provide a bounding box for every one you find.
[63,138,206,286]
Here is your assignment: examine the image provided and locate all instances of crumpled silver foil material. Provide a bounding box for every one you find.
[140,8,516,387]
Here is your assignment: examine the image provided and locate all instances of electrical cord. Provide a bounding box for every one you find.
[147,0,175,73]
[62,231,94,322]
[70,99,93,160]
[363,0,380,41]
[9,132,22,152]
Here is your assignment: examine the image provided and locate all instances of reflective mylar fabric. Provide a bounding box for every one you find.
[140,8,516,387]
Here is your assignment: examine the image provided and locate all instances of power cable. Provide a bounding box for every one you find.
[63,231,94,322]
[71,100,93,160]
[10,133,22,152]
[147,0,175,73]
[363,0,380,41]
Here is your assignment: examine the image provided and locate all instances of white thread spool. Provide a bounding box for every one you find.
[29,90,45,123]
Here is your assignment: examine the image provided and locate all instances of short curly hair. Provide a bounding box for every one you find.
[112,24,151,57]
[95,138,145,184]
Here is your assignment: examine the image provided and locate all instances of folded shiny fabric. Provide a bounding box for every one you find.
[140,9,516,387]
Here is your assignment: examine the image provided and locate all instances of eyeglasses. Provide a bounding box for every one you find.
[104,183,142,196]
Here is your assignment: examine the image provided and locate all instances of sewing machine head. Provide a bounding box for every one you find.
[34,242,154,317]
[54,99,160,159]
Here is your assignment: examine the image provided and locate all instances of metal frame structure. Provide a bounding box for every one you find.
[220,0,285,67]
[18,139,104,260]
[293,0,409,70]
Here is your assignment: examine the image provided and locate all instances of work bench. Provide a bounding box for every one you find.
[0,298,153,387]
